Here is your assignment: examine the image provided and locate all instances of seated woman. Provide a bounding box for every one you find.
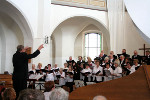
[66,65,74,92]
[59,68,66,86]
[104,63,113,81]
[112,59,122,79]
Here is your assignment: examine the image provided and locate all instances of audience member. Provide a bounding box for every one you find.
[2,88,16,100]
[93,95,107,100]
[49,88,69,100]
[44,81,55,100]
[17,89,44,100]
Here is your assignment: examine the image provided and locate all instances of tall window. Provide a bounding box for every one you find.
[85,33,101,60]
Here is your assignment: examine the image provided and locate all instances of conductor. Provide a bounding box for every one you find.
[12,44,44,98]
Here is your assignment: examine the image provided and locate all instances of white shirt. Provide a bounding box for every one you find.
[92,65,103,81]
[83,68,92,73]
[114,67,122,77]
[59,72,66,86]
[83,68,92,76]
[44,91,52,100]
[66,70,74,82]
[127,67,135,74]
[132,64,140,69]
[104,67,113,76]
[29,69,36,74]
[93,65,103,75]
[45,73,54,81]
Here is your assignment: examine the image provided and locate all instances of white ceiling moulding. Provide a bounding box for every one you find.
[51,0,107,11]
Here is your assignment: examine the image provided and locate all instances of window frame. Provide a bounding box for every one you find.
[84,33,102,60]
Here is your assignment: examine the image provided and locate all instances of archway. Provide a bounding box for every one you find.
[0,1,33,73]
[51,16,110,66]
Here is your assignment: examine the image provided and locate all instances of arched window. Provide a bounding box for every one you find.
[85,33,102,60]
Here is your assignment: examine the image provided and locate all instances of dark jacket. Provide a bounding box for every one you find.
[12,50,40,80]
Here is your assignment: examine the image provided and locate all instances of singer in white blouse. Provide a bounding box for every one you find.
[112,59,122,79]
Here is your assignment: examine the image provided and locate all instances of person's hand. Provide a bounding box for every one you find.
[38,44,44,51]
[24,46,29,50]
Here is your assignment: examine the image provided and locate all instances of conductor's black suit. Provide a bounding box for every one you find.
[12,50,40,97]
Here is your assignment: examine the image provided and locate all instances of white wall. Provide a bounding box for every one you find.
[124,12,150,56]
[8,0,38,37]
[50,4,108,35]
[0,13,24,73]
[51,15,109,66]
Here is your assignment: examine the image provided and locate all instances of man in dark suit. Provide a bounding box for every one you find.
[131,50,141,64]
[77,56,85,66]
[12,44,43,98]
[145,51,150,65]
[66,56,75,66]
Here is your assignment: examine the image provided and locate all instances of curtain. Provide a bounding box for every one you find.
[107,0,125,54]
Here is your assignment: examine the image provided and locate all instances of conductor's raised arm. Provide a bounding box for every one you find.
[27,44,44,59]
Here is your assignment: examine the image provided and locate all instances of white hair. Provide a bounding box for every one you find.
[104,57,109,61]
[93,95,107,100]
[49,88,69,100]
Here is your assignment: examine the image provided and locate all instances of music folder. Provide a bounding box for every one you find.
[96,70,101,75]
[66,72,73,75]
[29,71,34,74]
[63,69,68,72]
[82,72,91,76]
[28,74,44,81]
[54,69,59,72]
[105,70,111,76]
[47,70,53,73]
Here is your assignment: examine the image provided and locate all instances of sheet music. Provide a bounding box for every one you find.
[105,70,111,76]
[29,74,43,80]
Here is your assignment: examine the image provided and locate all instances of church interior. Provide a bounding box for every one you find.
[0,0,150,100]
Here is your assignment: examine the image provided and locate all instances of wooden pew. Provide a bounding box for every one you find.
[69,65,150,100]
[0,74,13,88]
